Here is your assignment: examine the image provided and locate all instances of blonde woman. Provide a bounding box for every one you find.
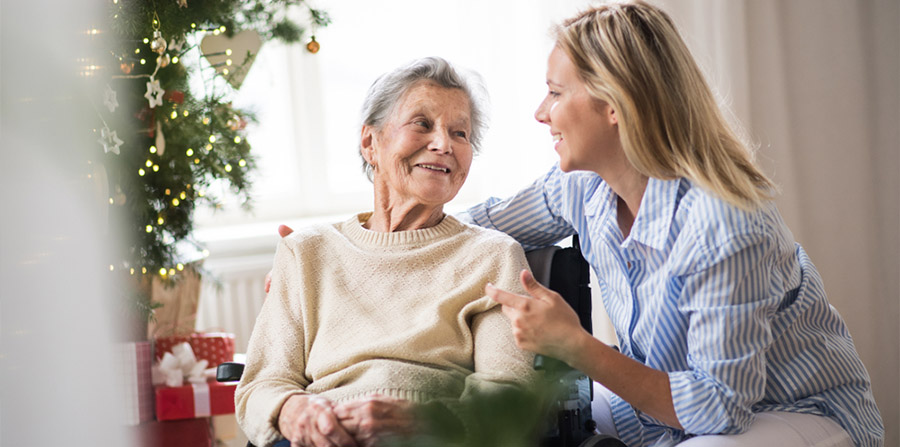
[480,2,883,446]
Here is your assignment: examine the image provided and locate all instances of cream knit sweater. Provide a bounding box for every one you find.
[235,213,535,446]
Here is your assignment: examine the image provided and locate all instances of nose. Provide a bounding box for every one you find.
[535,97,551,124]
[429,130,452,154]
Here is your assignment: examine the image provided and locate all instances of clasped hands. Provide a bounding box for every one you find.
[278,393,415,447]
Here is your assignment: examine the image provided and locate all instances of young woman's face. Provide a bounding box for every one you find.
[534,46,619,173]
[361,81,473,209]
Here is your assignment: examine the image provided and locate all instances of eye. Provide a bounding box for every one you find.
[454,130,468,140]
[548,90,561,98]
[413,119,430,128]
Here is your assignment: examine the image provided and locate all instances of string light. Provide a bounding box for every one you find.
[145,160,153,167]
[142,267,148,274]
[238,159,246,167]
[159,268,167,276]
[225,49,232,56]
[143,37,150,44]
[224,164,232,172]
[152,165,160,172]
[177,263,184,271]
[138,168,146,176]
[182,109,188,117]
[168,268,176,276]
[172,198,180,206]
[208,135,216,143]
[149,146,157,154]
[194,158,200,164]
[134,48,140,54]
[234,136,241,143]
[170,111,178,119]
[130,268,135,275]
[202,117,210,125]
[145,225,153,233]
[109,197,114,205]
[109,265,115,271]
[165,188,171,195]
[157,217,165,225]
[186,148,194,157]
[179,191,186,200]
[140,58,146,65]
[172,56,179,64]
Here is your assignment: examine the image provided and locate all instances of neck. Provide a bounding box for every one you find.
[595,162,647,239]
[366,187,445,232]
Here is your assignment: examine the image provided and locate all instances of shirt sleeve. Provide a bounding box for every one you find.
[667,232,782,435]
[234,240,311,447]
[465,164,576,251]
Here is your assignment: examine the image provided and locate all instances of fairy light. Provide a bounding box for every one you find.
[172,198,180,206]
[140,58,146,65]
[198,190,205,197]
[176,263,184,271]
[213,29,221,36]
[172,56,180,64]
[159,268,167,276]
[194,158,200,164]
[145,225,153,233]
[109,197,114,205]
[186,148,194,157]
[134,48,140,54]
[157,217,165,225]
[152,165,160,172]
[145,160,153,167]
[179,191,186,200]
[170,111,177,120]
[191,23,197,29]
[224,164,232,172]
[234,136,241,143]
[141,267,148,274]
[208,135,216,143]
[202,117,210,125]
[182,109,188,117]
[168,268,176,276]
[149,146,157,154]
[223,68,230,75]
[205,144,213,151]
[225,49,232,56]
[164,188,171,195]
[138,168,146,176]
[238,159,247,168]
[130,268,135,275]
[219,26,226,32]
[109,265,115,272]
[226,59,232,66]
[143,37,150,44]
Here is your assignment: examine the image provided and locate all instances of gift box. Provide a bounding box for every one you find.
[155,378,236,421]
[132,417,213,447]
[155,332,235,366]
[116,341,155,425]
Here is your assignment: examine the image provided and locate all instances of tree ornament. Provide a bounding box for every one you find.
[157,53,171,68]
[306,36,320,54]
[144,78,165,108]
[150,30,168,54]
[120,62,134,74]
[103,84,119,113]
[98,125,124,155]
[154,121,166,156]
[200,30,261,89]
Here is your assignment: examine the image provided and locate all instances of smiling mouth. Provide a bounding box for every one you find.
[416,164,450,173]
[553,134,562,144]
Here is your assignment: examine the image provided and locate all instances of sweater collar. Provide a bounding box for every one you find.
[341,212,465,247]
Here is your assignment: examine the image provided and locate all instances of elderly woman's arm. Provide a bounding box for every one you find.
[236,239,357,447]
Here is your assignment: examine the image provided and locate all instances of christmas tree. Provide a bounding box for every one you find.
[93,0,329,320]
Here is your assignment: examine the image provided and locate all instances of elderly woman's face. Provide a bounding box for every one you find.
[363,81,473,209]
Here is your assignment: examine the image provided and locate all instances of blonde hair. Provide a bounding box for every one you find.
[555,0,775,209]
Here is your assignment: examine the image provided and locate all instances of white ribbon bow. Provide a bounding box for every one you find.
[151,341,211,387]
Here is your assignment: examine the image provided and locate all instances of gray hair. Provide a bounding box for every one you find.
[358,57,489,181]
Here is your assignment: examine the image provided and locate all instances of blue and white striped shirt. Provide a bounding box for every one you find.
[466,165,883,447]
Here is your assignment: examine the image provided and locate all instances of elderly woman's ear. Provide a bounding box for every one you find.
[360,125,377,167]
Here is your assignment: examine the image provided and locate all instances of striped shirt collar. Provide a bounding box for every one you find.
[624,177,681,251]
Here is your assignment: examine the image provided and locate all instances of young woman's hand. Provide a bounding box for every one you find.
[486,269,589,365]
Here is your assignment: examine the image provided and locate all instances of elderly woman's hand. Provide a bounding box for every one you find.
[278,394,358,447]
[333,395,416,447]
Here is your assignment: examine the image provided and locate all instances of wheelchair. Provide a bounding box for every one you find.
[217,236,626,447]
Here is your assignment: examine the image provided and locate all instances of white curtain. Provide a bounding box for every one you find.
[658,0,899,442]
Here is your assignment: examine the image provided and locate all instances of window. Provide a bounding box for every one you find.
[194,0,589,230]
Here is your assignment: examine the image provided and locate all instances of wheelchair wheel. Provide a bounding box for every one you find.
[578,434,628,447]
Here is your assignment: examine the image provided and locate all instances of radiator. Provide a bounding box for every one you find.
[195,253,273,354]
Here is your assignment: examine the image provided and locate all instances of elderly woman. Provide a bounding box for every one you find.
[235,57,535,447]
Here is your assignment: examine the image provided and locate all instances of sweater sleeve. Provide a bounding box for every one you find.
[429,239,539,440]
[234,239,311,447]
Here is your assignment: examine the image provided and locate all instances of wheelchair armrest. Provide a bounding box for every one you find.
[216,362,245,382]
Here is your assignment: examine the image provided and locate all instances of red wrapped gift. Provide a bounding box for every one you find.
[155,378,236,421]
[132,417,212,447]
[155,332,235,366]
[116,341,155,425]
